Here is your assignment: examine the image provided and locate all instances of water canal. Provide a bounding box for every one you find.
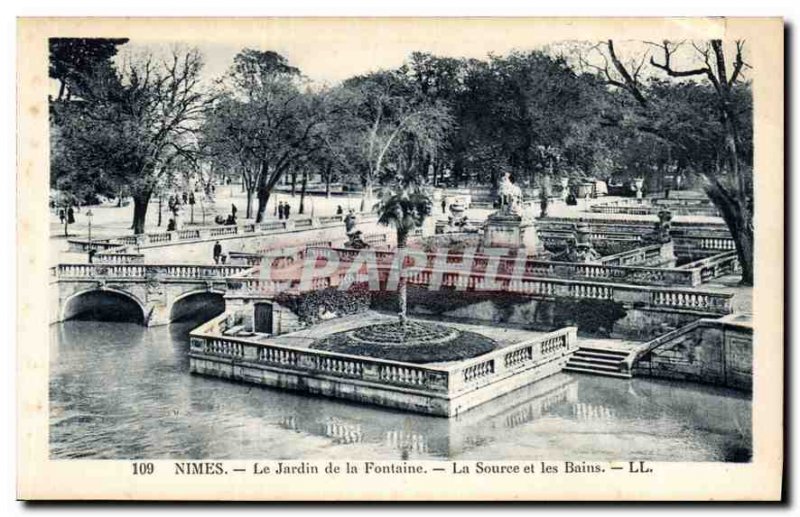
[50,319,752,462]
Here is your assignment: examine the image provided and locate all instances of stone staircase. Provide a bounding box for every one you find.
[564,346,632,378]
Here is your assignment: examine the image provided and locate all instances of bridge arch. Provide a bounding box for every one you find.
[169,289,226,324]
[62,287,147,324]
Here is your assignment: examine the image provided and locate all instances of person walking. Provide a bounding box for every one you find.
[336,205,343,215]
[67,206,75,224]
[58,209,65,224]
[213,241,222,264]
[441,198,447,214]
[284,202,291,218]
[231,203,238,218]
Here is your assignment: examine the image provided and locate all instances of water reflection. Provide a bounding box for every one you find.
[50,321,751,461]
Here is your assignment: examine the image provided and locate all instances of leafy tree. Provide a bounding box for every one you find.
[375,180,433,324]
[209,49,325,222]
[342,69,453,209]
[51,47,211,233]
[48,37,129,101]
[450,51,607,187]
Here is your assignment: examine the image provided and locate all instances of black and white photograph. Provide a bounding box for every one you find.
[15,15,783,501]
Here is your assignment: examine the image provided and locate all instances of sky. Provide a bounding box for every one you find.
[114,35,748,90]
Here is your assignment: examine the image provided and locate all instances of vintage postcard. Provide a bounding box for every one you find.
[17,17,783,501]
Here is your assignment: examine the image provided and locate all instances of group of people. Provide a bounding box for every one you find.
[214,203,238,226]
[276,201,292,220]
[58,206,76,225]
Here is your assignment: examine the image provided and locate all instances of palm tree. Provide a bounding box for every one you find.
[375,183,432,324]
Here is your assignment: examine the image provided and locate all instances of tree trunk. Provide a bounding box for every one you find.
[255,187,270,223]
[396,229,408,324]
[157,196,162,227]
[705,181,754,286]
[131,192,151,235]
[299,171,308,214]
[290,172,297,196]
[245,188,253,219]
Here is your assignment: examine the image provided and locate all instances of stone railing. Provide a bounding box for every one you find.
[93,252,145,264]
[445,327,577,394]
[538,217,735,257]
[362,233,389,246]
[65,213,377,253]
[66,238,121,252]
[679,250,740,282]
[54,263,252,280]
[232,258,733,315]
[599,244,664,266]
[590,200,653,216]
[318,215,344,225]
[590,198,721,217]
[539,216,730,235]
[649,290,732,313]
[304,247,701,287]
[190,314,451,394]
[189,315,577,397]
[675,235,736,252]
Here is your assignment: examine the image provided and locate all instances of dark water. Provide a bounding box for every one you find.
[50,321,752,461]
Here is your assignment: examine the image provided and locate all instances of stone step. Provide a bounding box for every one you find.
[572,350,627,362]
[571,353,624,365]
[577,346,630,358]
[566,358,622,372]
[563,365,632,379]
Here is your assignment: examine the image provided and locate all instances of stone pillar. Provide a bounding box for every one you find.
[144,302,170,327]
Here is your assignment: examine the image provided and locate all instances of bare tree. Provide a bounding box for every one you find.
[588,40,753,285]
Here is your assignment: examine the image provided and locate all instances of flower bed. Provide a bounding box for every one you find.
[311,321,498,364]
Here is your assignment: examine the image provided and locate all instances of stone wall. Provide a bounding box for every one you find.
[632,319,752,390]
[370,287,703,340]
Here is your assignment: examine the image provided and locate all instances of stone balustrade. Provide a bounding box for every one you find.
[599,244,663,266]
[304,247,701,287]
[677,235,736,252]
[538,217,735,257]
[228,260,732,316]
[66,238,120,252]
[590,199,721,217]
[189,314,577,398]
[93,252,145,264]
[679,250,740,282]
[54,263,252,280]
[66,213,376,254]
[362,233,389,246]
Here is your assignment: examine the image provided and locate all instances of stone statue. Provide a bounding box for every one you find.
[497,171,523,214]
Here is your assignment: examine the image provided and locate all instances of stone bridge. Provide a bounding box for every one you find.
[51,264,251,326]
